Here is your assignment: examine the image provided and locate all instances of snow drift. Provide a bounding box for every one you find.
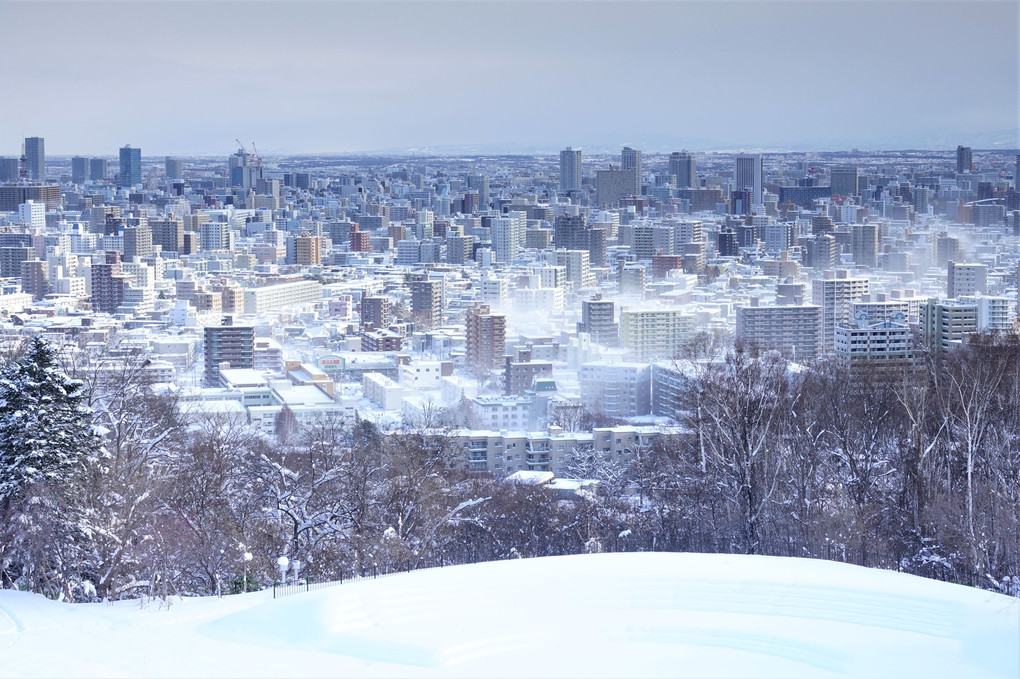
[0,552,1017,678]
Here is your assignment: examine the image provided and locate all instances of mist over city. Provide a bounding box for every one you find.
[0,2,1019,678]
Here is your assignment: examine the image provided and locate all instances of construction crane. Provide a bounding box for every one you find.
[250,141,262,167]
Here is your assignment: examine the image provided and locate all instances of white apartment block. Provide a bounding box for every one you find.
[834,321,912,364]
[618,307,698,361]
[812,270,870,352]
[735,303,823,361]
[243,280,322,315]
[579,362,652,417]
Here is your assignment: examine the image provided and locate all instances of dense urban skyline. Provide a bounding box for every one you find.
[0,0,1016,156]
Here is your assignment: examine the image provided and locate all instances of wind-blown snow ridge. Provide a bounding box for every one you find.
[0,552,1017,678]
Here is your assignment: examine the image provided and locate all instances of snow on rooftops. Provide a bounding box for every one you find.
[505,470,555,485]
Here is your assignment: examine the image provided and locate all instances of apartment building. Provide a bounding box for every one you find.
[618,307,697,361]
[735,302,823,361]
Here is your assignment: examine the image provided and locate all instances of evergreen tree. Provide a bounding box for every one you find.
[0,337,97,504]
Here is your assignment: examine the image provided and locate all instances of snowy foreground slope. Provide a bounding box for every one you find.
[1,553,1017,679]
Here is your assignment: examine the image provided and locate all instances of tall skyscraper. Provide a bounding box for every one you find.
[90,158,108,181]
[24,137,44,181]
[669,151,696,188]
[119,145,142,188]
[734,153,763,206]
[165,157,183,181]
[622,146,642,195]
[71,157,90,184]
[830,165,859,198]
[956,145,972,174]
[559,147,582,192]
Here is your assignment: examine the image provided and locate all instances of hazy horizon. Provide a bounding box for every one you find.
[1,0,1016,157]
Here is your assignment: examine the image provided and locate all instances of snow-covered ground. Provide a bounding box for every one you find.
[1,553,1017,678]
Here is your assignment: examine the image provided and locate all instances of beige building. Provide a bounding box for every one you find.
[619,307,698,361]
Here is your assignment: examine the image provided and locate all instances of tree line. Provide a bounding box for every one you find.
[1,332,1018,601]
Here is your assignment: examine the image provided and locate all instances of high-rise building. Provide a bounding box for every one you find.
[204,319,256,386]
[559,147,582,193]
[410,279,442,330]
[24,137,44,181]
[466,304,507,370]
[360,296,391,329]
[123,224,153,261]
[596,168,634,206]
[812,269,870,351]
[734,153,763,206]
[621,147,642,195]
[165,157,183,181]
[90,158,108,182]
[466,174,489,208]
[947,261,987,298]
[618,307,697,361]
[956,145,972,174]
[736,302,823,361]
[90,251,132,315]
[71,156,90,184]
[553,214,607,266]
[294,233,322,265]
[578,296,618,346]
[851,222,879,268]
[668,151,696,188]
[119,146,142,188]
[151,218,184,255]
[830,165,858,198]
[491,216,521,264]
[0,157,19,182]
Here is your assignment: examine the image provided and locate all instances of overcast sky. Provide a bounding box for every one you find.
[0,0,1016,156]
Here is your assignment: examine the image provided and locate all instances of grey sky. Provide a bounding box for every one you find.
[0,0,1016,156]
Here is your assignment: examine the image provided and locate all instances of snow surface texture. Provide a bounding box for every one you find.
[1,553,1017,678]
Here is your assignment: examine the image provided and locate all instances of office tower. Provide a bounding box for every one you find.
[294,233,322,265]
[165,157,183,180]
[410,279,442,330]
[812,269,870,351]
[559,147,582,192]
[851,223,879,268]
[578,296,618,346]
[24,137,44,181]
[204,319,256,386]
[0,184,61,211]
[622,147,642,195]
[466,304,506,370]
[736,302,823,361]
[596,168,634,206]
[956,145,972,174]
[553,214,607,267]
[467,174,489,208]
[90,158,108,181]
[947,261,987,298]
[669,151,696,188]
[0,157,18,182]
[734,153,763,206]
[1016,154,1019,188]
[360,296,391,329]
[71,156,90,184]
[119,146,142,188]
[830,165,858,198]
[123,225,153,261]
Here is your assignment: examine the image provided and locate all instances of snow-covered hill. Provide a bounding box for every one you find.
[1,553,1016,678]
